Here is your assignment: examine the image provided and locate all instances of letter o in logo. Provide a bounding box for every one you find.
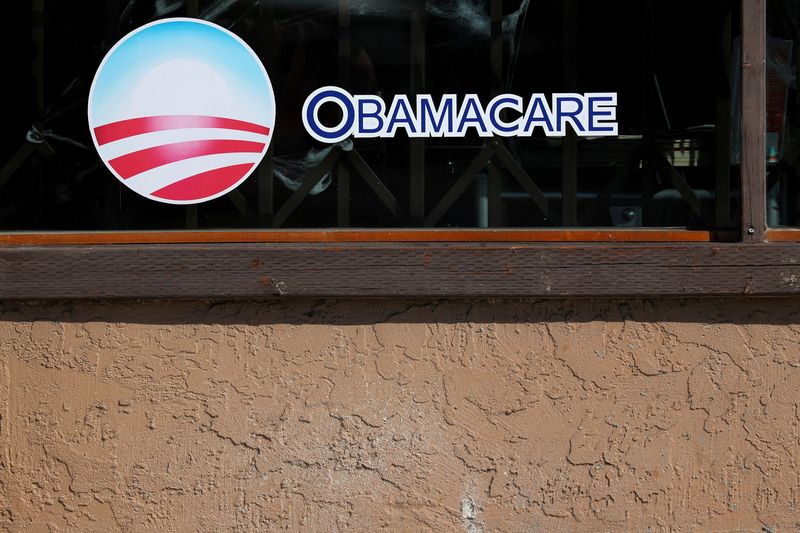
[302,87,356,144]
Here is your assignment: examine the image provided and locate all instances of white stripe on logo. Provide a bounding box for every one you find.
[125,152,261,196]
[98,128,269,161]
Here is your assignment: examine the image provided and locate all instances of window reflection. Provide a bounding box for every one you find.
[0,0,741,231]
[767,0,800,227]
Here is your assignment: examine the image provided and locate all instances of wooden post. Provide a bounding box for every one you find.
[741,0,767,242]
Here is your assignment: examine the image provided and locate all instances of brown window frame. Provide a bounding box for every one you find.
[2,0,799,299]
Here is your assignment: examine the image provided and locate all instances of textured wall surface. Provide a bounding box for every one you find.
[1,299,800,532]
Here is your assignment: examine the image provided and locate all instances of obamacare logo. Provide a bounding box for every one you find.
[90,19,618,204]
[304,88,618,143]
[88,19,275,204]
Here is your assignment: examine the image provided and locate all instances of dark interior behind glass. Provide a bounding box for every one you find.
[0,0,741,232]
[768,0,800,227]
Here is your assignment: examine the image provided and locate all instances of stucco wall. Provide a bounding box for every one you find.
[1,299,799,532]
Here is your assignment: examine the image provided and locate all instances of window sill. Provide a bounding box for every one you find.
[1,241,798,299]
[0,229,738,245]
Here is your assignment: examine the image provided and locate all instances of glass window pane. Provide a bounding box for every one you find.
[767,0,800,227]
[0,0,741,232]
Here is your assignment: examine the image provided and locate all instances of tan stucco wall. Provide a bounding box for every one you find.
[1,299,799,532]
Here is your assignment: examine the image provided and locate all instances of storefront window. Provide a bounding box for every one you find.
[0,0,741,233]
[767,0,800,227]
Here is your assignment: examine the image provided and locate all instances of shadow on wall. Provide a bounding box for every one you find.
[1,298,799,326]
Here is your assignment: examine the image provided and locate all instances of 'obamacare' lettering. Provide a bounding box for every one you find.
[303,87,618,143]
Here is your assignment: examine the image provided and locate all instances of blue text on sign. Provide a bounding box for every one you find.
[302,87,618,143]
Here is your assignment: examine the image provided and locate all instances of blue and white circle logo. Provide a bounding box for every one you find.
[88,18,275,204]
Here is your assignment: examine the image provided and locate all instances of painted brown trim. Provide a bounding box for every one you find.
[767,229,800,242]
[1,242,798,299]
[741,0,768,242]
[0,229,738,246]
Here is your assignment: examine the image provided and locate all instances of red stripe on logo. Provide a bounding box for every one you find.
[94,116,271,145]
[151,163,255,201]
[108,139,265,179]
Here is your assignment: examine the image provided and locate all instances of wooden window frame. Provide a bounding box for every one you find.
[2,0,799,299]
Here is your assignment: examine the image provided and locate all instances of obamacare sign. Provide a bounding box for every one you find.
[304,88,618,143]
[89,18,618,204]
